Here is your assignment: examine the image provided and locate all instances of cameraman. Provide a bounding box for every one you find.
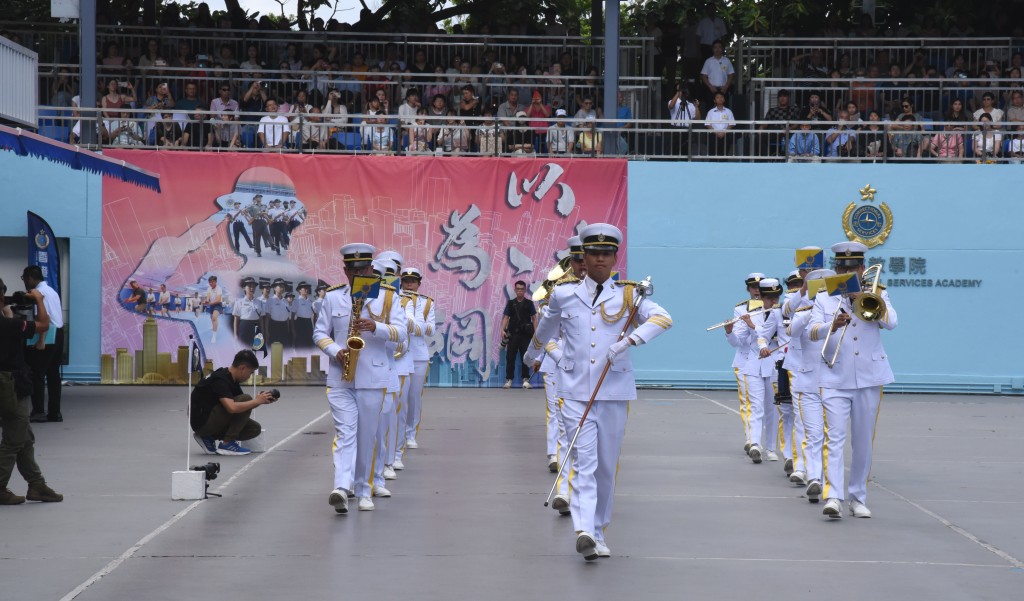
[0,279,63,504]
[500,280,537,389]
[190,350,277,456]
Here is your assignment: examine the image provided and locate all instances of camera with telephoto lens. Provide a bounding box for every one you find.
[3,291,31,310]
[191,462,220,481]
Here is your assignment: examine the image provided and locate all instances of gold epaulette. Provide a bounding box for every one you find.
[736,300,747,307]
[556,274,580,286]
[326,284,347,292]
[795,306,812,313]
[616,279,640,287]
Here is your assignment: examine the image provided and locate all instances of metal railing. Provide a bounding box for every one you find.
[40,107,1024,163]
[0,35,38,127]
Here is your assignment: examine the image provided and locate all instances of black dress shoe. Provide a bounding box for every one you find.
[47,414,63,422]
[29,413,47,423]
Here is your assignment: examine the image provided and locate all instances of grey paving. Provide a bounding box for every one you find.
[2,386,1022,600]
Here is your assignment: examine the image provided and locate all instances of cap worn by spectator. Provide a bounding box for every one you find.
[555,108,567,117]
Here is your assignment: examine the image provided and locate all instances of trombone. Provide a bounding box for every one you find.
[706,308,767,331]
[822,264,886,368]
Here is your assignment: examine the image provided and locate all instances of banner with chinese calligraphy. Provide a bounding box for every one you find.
[100,151,627,386]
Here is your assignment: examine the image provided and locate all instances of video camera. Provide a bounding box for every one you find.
[190,462,220,481]
[3,291,31,311]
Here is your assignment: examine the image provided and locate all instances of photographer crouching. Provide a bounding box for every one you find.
[190,350,278,456]
[0,279,63,504]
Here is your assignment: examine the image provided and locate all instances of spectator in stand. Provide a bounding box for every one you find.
[525,90,551,152]
[787,120,821,161]
[850,66,877,115]
[497,88,523,122]
[50,71,75,108]
[284,43,303,72]
[696,4,727,60]
[946,97,969,123]
[240,79,268,128]
[485,61,512,105]
[457,85,481,120]
[929,122,966,161]
[844,100,864,127]
[322,89,349,138]
[211,83,239,118]
[177,81,202,112]
[398,88,421,141]
[408,107,432,154]
[477,109,503,155]
[206,111,241,149]
[138,38,165,69]
[824,110,857,158]
[945,54,967,79]
[804,91,832,125]
[973,113,1002,161]
[973,92,1004,123]
[576,114,602,156]
[836,53,854,78]
[156,112,187,147]
[612,91,634,154]
[666,82,701,155]
[860,110,887,160]
[144,82,176,112]
[379,43,407,72]
[368,111,395,155]
[573,96,599,128]
[409,49,432,82]
[332,61,361,106]
[1005,90,1024,124]
[102,42,124,68]
[896,96,923,123]
[573,67,601,115]
[1007,124,1024,160]
[218,43,239,69]
[558,51,576,77]
[704,91,734,157]
[969,72,994,114]
[299,107,330,150]
[258,99,290,149]
[240,44,266,89]
[758,88,800,157]
[888,114,925,160]
[350,52,370,82]
[878,63,904,118]
[547,108,573,156]
[171,41,194,70]
[105,109,146,147]
[437,115,472,154]
[700,40,735,107]
[101,78,135,120]
[288,89,313,142]
[425,65,451,102]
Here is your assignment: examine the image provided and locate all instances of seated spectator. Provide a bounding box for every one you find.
[576,114,603,156]
[457,85,481,119]
[102,41,124,67]
[849,66,877,115]
[427,94,449,121]
[424,65,451,101]
[824,110,857,158]
[787,121,821,161]
[1007,124,1024,161]
[322,89,349,136]
[206,113,242,149]
[49,71,75,108]
[155,112,188,147]
[704,91,734,156]
[497,89,523,123]
[398,88,421,131]
[476,109,504,156]
[844,101,864,127]
[258,99,290,149]
[547,108,573,156]
[288,89,313,133]
[612,91,634,154]
[283,43,303,72]
[804,91,832,123]
[138,38,165,69]
[407,107,432,154]
[973,113,1002,161]
[105,109,146,147]
[240,43,267,89]
[573,96,598,128]
[217,43,239,69]
[1006,90,1024,124]
[240,80,268,124]
[860,110,887,159]
[144,82,176,112]
[368,117,395,155]
[437,115,472,154]
[101,79,135,120]
[973,92,1004,123]
[929,123,966,161]
[177,81,203,112]
[888,114,925,160]
[331,62,361,106]
[299,107,330,150]
[484,61,511,105]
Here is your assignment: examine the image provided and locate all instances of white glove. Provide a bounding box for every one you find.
[607,338,631,362]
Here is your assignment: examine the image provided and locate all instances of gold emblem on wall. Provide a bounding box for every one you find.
[843,183,893,248]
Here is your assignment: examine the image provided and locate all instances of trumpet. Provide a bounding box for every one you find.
[706,308,767,331]
[822,264,885,368]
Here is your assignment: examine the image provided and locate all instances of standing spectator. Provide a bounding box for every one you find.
[547,108,573,156]
[525,90,551,152]
[973,92,1004,123]
[929,123,966,161]
[704,91,735,157]
[696,5,727,60]
[824,110,857,158]
[500,280,537,389]
[758,89,800,157]
[21,267,64,423]
[787,121,821,161]
[666,82,701,155]
[0,280,63,504]
[258,99,290,149]
[700,40,735,107]
[973,113,1002,161]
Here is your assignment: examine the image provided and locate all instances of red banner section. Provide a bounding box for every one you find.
[100,152,627,385]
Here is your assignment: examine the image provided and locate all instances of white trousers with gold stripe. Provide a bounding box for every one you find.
[542,373,570,498]
[388,374,411,464]
[745,375,779,451]
[822,386,883,504]
[795,389,823,482]
[734,368,752,444]
[328,387,386,498]
[561,398,628,539]
[405,361,428,444]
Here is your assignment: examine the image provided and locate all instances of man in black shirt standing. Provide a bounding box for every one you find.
[190,350,277,456]
[500,280,538,389]
[0,279,63,504]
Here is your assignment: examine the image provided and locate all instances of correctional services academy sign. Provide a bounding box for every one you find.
[100,151,627,387]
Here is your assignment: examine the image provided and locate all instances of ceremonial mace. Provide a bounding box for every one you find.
[543,277,653,507]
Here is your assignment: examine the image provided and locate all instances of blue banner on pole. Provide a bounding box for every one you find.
[27,211,60,296]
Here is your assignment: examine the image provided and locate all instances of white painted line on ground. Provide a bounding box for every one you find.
[639,556,1011,569]
[685,389,1024,570]
[59,411,330,601]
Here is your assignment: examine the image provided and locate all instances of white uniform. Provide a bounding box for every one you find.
[808,288,896,504]
[726,299,759,445]
[786,301,824,484]
[761,290,801,470]
[734,308,779,453]
[527,276,672,540]
[405,292,435,446]
[379,294,416,476]
[314,284,407,499]
[539,336,570,499]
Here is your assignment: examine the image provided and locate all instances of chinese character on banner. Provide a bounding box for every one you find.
[446,308,490,380]
[888,256,906,274]
[867,257,885,271]
[37,251,48,264]
[431,205,492,290]
[909,257,927,275]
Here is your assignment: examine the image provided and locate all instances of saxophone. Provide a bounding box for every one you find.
[342,295,366,381]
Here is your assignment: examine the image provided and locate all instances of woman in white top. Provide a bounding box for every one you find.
[973,113,1002,161]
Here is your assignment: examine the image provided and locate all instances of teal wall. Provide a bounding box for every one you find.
[627,163,1024,394]
[0,152,103,381]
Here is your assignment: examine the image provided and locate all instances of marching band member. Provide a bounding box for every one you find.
[786,268,834,501]
[734,278,782,464]
[808,242,897,519]
[526,223,672,561]
[400,268,434,452]
[756,274,800,477]
[314,243,406,514]
[370,258,402,499]
[724,273,764,453]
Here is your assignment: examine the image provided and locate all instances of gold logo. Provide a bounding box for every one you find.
[843,183,893,248]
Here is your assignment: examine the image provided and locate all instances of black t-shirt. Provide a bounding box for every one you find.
[0,316,37,397]
[190,367,243,430]
[503,297,537,336]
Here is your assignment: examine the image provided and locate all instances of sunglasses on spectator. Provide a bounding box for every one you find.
[902,104,911,109]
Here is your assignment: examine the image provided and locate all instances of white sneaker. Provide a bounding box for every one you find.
[551,494,570,515]
[748,444,762,464]
[405,439,419,449]
[789,470,807,486]
[766,449,779,462]
[823,498,842,519]
[503,379,512,389]
[522,379,532,389]
[575,532,598,561]
[372,485,391,498]
[383,466,397,480]
[783,458,794,475]
[595,540,611,558]
[850,500,872,518]
[547,454,558,472]
[329,489,348,514]
[805,479,822,503]
[393,458,405,470]
[358,497,375,511]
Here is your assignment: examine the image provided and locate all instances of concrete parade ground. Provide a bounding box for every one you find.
[2,385,1022,600]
